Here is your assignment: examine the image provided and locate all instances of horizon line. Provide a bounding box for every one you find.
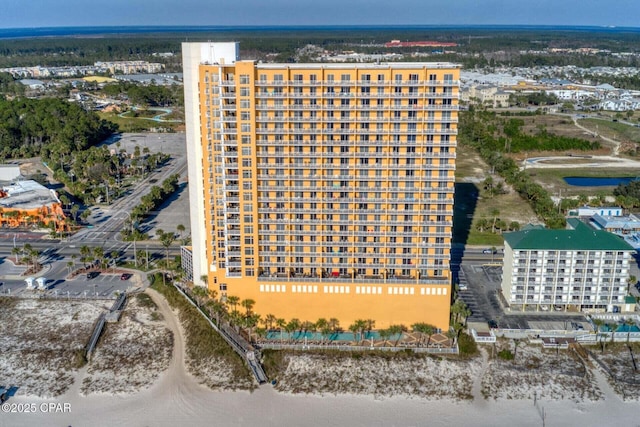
[2,24,639,31]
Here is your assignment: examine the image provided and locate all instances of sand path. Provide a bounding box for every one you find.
[471,347,490,404]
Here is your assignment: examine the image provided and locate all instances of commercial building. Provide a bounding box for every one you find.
[501,219,636,313]
[570,206,622,218]
[0,180,66,231]
[182,42,459,330]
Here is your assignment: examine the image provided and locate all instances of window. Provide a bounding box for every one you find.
[240,87,250,96]
[239,74,250,84]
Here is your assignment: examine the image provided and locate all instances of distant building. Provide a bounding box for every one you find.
[18,79,45,90]
[385,40,457,48]
[460,85,510,107]
[502,219,635,313]
[94,61,164,75]
[591,213,640,235]
[181,246,193,282]
[570,206,623,217]
[0,180,66,231]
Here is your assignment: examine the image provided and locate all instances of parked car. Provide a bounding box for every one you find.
[482,248,496,254]
[87,272,99,279]
[120,273,131,281]
[488,320,499,329]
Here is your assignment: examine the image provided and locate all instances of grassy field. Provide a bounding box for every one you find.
[578,117,640,145]
[519,114,597,140]
[454,147,537,246]
[98,111,182,132]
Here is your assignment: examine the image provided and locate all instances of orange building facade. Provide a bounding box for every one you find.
[183,43,459,330]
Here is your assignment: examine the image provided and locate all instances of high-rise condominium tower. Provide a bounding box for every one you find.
[183,42,459,330]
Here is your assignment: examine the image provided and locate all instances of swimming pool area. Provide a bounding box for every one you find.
[265,331,397,342]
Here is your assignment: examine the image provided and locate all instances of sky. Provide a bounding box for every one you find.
[2,0,639,29]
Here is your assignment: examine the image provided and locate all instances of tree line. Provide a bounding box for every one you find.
[459,106,567,228]
[0,97,116,159]
[102,81,183,107]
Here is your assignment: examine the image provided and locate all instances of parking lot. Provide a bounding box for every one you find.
[0,272,134,299]
[459,263,589,331]
[457,264,504,324]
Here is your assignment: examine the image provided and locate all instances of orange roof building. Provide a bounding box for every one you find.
[0,180,67,231]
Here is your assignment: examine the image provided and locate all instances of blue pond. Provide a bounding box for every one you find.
[563,177,637,187]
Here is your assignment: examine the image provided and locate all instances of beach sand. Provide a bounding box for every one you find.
[1,292,638,427]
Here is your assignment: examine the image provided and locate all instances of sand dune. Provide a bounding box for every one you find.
[2,292,639,427]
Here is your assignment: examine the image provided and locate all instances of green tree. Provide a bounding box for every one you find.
[240,298,255,318]
[412,322,436,347]
[388,324,406,347]
[226,295,240,314]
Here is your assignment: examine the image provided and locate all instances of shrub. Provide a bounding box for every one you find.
[498,349,515,360]
[457,332,479,357]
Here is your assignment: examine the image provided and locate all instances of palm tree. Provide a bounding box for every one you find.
[207,300,225,326]
[412,322,436,347]
[263,314,277,331]
[285,318,300,343]
[79,245,92,268]
[365,319,376,333]
[315,318,329,343]
[301,320,315,340]
[246,313,261,342]
[110,250,119,272]
[379,328,392,347]
[608,322,617,346]
[11,246,21,264]
[176,223,186,239]
[592,318,605,353]
[93,246,105,270]
[192,286,208,306]
[388,324,406,347]
[226,295,240,313]
[625,318,636,344]
[241,298,255,318]
[348,322,361,343]
[490,208,500,234]
[328,318,340,341]
[158,230,175,271]
[276,318,286,345]
[451,299,471,327]
[475,218,489,233]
